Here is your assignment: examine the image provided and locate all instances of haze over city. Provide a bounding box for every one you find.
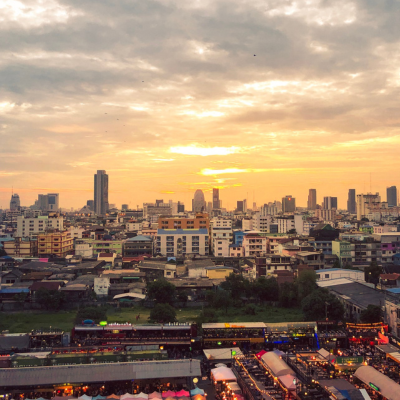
[1,0,400,208]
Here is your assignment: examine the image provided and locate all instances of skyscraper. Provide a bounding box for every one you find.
[10,193,20,210]
[387,186,397,207]
[347,189,356,213]
[192,189,206,212]
[307,189,317,210]
[94,170,109,215]
[356,193,380,220]
[282,195,296,213]
[323,196,338,210]
[212,188,220,209]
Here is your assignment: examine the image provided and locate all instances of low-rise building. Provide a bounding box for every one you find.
[123,235,154,257]
[242,233,267,257]
[214,238,230,257]
[16,214,64,238]
[315,268,364,282]
[331,240,352,266]
[74,240,93,258]
[3,237,38,257]
[37,230,73,257]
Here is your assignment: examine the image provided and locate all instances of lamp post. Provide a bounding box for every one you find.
[293,378,297,399]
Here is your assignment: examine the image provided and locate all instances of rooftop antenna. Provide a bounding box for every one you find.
[370,172,372,192]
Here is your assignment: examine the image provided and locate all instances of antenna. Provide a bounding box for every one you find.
[370,172,372,192]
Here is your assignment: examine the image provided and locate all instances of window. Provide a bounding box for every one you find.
[325,274,330,278]
[218,247,222,250]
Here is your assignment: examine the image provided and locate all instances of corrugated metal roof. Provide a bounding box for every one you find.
[0,360,201,387]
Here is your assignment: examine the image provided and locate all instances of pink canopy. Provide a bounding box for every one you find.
[278,374,297,391]
[107,396,120,400]
[161,392,176,399]
[148,394,162,400]
[121,394,135,400]
[175,392,189,398]
[256,350,267,359]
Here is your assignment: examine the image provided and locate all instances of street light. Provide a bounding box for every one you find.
[293,378,297,398]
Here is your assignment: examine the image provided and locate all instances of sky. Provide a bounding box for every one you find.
[1,0,400,210]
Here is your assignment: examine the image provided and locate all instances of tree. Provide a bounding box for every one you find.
[297,270,317,300]
[75,306,108,324]
[14,292,28,308]
[361,217,369,222]
[279,282,298,308]
[287,229,297,235]
[360,305,382,323]
[364,262,382,286]
[147,278,176,305]
[207,291,233,314]
[149,303,176,323]
[332,260,341,269]
[177,291,189,306]
[302,288,345,321]
[220,273,252,298]
[197,308,218,324]
[253,276,279,303]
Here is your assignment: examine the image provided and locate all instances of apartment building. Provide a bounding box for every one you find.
[3,237,38,258]
[373,232,400,265]
[242,233,267,257]
[158,213,209,230]
[16,215,64,238]
[210,218,233,254]
[37,230,73,257]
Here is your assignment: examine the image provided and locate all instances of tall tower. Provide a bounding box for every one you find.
[212,188,220,209]
[323,196,338,209]
[10,193,20,210]
[347,189,356,213]
[307,189,317,210]
[192,189,206,212]
[94,170,109,215]
[282,195,296,213]
[387,186,397,207]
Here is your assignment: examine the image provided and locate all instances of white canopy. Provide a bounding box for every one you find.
[211,366,237,382]
[134,393,148,399]
[121,394,135,400]
[278,374,297,391]
[354,366,400,400]
[78,396,92,400]
[203,347,243,361]
[261,352,295,377]
[113,293,146,300]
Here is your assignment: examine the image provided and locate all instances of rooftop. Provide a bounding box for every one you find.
[157,229,208,235]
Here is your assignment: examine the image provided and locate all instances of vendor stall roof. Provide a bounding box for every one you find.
[202,322,266,329]
[113,293,146,300]
[260,352,295,377]
[211,366,237,382]
[354,365,400,400]
[0,359,201,387]
[203,348,243,361]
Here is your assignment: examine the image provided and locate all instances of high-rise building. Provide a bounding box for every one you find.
[177,202,185,213]
[212,188,220,209]
[307,189,317,210]
[237,201,244,212]
[356,193,381,220]
[36,193,59,212]
[347,189,356,213]
[387,186,397,207]
[10,193,20,210]
[282,195,296,213]
[121,204,129,211]
[192,189,206,212]
[94,170,109,215]
[323,196,338,210]
[87,200,94,211]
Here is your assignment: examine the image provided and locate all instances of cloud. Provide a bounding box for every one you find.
[170,145,240,157]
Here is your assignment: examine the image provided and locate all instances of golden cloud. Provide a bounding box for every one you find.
[169,144,240,157]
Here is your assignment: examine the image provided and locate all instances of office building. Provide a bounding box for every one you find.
[323,196,338,210]
[387,186,397,207]
[177,201,185,213]
[192,190,206,212]
[10,194,20,210]
[36,193,59,212]
[347,189,356,213]
[87,200,94,211]
[307,189,317,210]
[356,193,381,220]
[212,188,220,209]
[121,204,129,211]
[282,195,296,213]
[37,230,73,257]
[94,170,109,215]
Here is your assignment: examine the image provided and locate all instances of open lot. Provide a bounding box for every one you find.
[0,305,304,333]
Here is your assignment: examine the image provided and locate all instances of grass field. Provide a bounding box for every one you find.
[0,305,304,333]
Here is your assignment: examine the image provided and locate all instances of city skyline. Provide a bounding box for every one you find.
[1,1,400,209]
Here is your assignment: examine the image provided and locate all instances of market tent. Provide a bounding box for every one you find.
[203,348,243,361]
[164,397,176,400]
[354,366,400,400]
[191,395,205,400]
[278,374,297,390]
[177,397,189,400]
[256,350,267,359]
[272,350,285,357]
[317,348,335,362]
[148,393,162,399]
[260,352,295,377]
[121,394,135,400]
[215,363,227,368]
[134,394,148,399]
[79,395,92,400]
[175,391,189,397]
[388,352,400,364]
[211,366,237,382]
[107,396,120,400]
[93,396,106,400]
[161,391,176,398]
[190,388,204,396]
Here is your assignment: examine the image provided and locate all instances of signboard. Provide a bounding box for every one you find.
[369,383,380,391]
[336,356,364,365]
[317,321,335,326]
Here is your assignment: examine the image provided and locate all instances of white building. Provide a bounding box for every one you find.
[229,244,244,257]
[242,219,254,231]
[127,222,143,232]
[16,215,64,238]
[69,227,84,239]
[210,218,233,253]
[252,214,272,232]
[156,228,209,257]
[75,240,93,258]
[214,238,230,257]
[242,233,267,257]
[315,268,365,282]
[94,277,110,297]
